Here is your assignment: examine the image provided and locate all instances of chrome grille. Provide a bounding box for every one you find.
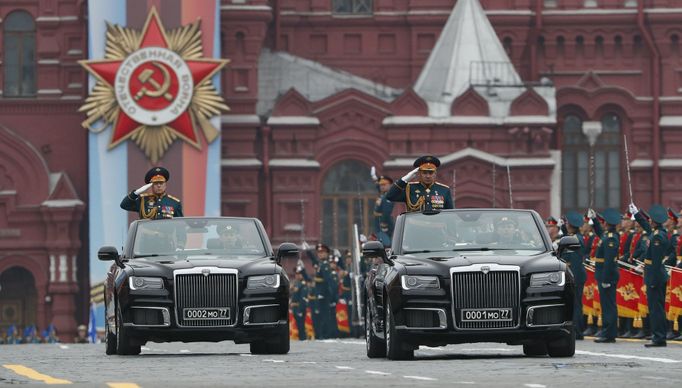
[451,266,520,330]
[174,268,238,327]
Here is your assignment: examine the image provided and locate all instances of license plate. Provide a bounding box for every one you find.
[461,308,512,322]
[183,307,230,320]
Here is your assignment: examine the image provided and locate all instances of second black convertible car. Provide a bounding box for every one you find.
[98,217,298,355]
[363,209,580,360]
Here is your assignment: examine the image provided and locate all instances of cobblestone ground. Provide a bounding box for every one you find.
[1,337,681,387]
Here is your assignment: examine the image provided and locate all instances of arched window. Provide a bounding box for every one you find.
[3,11,36,97]
[321,160,375,249]
[561,115,588,212]
[595,113,621,209]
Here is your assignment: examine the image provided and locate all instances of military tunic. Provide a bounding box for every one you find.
[386,180,453,212]
[120,191,183,219]
[595,229,620,340]
[290,279,309,340]
[373,191,395,247]
[560,224,587,337]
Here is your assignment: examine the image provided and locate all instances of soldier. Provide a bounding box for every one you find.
[561,211,589,340]
[386,155,453,212]
[664,208,680,340]
[370,167,395,247]
[583,209,604,337]
[290,267,309,341]
[545,216,561,244]
[618,210,637,338]
[327,256,341,339]
[303,243,334,340]
[631,203,670,347]
[594,208,621,343]
[120,166,183,220]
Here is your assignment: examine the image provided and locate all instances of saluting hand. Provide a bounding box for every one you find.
[587,208,596,219]
[370,166,378,181]
[401,167,419,183]
[134,183,153,195]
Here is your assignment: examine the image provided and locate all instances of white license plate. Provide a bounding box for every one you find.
[461,308,512,322]
[183,307,230,320]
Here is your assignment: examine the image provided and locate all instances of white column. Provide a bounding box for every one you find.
[59,254,68,282]
[550,150,562,218]
[49,254,56,283]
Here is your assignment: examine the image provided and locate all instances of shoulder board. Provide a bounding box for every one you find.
[167,194,181,202]
[608,232,613,238]
[139,193,151,197]
[434,182,450,189]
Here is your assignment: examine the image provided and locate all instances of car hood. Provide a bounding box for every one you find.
[126,255,279,278]
[396,251,564,276]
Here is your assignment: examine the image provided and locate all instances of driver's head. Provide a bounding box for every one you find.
[217,225,239,246]
[496,216,517,239]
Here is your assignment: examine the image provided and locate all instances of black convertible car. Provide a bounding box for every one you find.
[363,209,580,360]
[98,217,298,355]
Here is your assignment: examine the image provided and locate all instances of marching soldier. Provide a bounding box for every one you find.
[631,203,670,347]
[594,208,621,343]
[370,167,395,247]
[664,208,680,340]
[561,211,589,340]
[290,267,309,341]
[618,210,637,338]
[120,166,183,219]
[303,243,335,339]
[386,155,453,212]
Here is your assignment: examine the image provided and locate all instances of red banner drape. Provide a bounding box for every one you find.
[336,299,350,334]
[583,265,599,316]
[616,267,642,318]
[668,268,682,321]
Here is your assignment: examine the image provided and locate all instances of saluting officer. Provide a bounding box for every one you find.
[561,211,588,340]
[386,155,453,212]
[370,166,395,247]
[631,203,670,347]
[594,208,621,343]
[120,167,183,219]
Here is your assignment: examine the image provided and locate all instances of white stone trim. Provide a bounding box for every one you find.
[549,150,562,221]
[221,158,263,167]
[269,159,320,168]
[221,114,261,125]
[36,15,78,22]
[267,116,320,126]
[543,9,637,15]
[37,89,62,95]
[49,254,56,283]
[645,8,682,13]
[38,59,60,65]
[383,115,555,126]
[67,83,83,89]
[630,159,653,168]
[384,147,556,168]
[60,95,82,100]
[67,49,83,56]
[221,5,272,11]
[0,190,17,195]
[42,199,84,207]
[659,116,682,127]
[659,159,682,168]
[59,254,68,282]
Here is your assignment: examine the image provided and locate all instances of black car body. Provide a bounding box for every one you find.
[98,217,298,355]
[364,209,579,360]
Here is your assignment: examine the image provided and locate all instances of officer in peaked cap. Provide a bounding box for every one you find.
[561,210,588,339]
[120,166,183,220]
[593,208,621,343]
[545,216,561,242]
[630,203,670,347]
[386,155,453,212]
[370,166,395,247]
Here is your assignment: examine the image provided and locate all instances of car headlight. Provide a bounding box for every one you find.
[401,275,440,290]
[247,275,280,289]
[129,276,164,290]
[530,271,565,287]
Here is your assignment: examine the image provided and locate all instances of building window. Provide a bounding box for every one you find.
[561,114,621,213]
[332,0,373,14]
[321,160,376,250]
[3,10,36,97]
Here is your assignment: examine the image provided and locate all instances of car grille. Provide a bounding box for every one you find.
[175,272,238,327]
[452,270,520,330]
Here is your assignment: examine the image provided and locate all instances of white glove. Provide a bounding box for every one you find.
[401,167,420,182]
[628,203,639,215]
[301,241,310,251]
[556,218,564,228]
[134,183,153,195]
[587,208,596,219]
[601,283,611,288]
[370,166,378,181]
[588,218,594,226]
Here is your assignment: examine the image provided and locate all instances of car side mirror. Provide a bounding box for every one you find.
[362,241,392,266]
[276,242,299,265]
[98,246,124,269]
[556,235,580,257]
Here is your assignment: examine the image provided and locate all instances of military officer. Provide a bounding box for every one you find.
[561,211,589,339]
[664,208,680,339]
[386,155,453,212]
[594,208,621,343]
[370,166,395,247]
[290,267,309,340]
[545,216,561,244]
[120,167,183,219]
[631,203,670,347]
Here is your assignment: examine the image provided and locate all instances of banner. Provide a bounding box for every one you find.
[583,265,599,316]
[336,299,350,334]
[616,267,641,318]
[305,307,315,340]
[669,268,682,321]
[289,310,299,340]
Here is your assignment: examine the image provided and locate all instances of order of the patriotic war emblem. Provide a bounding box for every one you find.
[79,7,229,162]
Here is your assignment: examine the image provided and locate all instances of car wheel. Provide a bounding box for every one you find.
[547,330,576,357]
[384,298,413,360]
[366,301,386,358]
[115,302,141,356]
[522,341,547,356]
[250,325,290,355]
[105,309,117,355]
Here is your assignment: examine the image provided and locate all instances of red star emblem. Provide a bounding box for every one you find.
[80,8,227,150]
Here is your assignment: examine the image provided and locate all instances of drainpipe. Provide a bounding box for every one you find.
[273,0,280,51]
[637,0,661,203]
[262,125,273,236]
[529,0,544,80]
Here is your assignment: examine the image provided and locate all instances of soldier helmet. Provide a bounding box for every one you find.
[145,166,170,184]
[602,208,622,226]
[413,155,441,171]
[565,211,584,228]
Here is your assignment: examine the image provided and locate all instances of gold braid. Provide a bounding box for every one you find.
[139,196,158,219]
[405,183,424,212]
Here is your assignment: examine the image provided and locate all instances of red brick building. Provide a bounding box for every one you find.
[2,0,682,339]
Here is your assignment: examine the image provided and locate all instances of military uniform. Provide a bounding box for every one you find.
[373,175,395,247]
[561,211,588,339]
[386,155,453,212]
[120,167,183,219]
[634,204,670,347]
[594,208,621,342]
[305,244,335,339]
[290,270,309,341]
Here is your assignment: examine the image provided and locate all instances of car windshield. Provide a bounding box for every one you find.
[133,218,267,258]
[401,210,546,254]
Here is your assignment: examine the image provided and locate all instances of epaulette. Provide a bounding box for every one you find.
[167,194,181,202]
[608,232,614,238]
[434,182,450,189]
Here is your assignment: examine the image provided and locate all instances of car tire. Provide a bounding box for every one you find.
[105,310,117,355]
[366,301,386,358]
[115,301,141,356]
[523,341,547,356]
[547,330,576,357]
[250,325,290,355]
[385,298,414,360]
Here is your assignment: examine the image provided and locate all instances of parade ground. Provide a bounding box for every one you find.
[1,337,681,387]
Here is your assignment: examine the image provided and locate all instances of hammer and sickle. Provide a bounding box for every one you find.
[134,61,173,101]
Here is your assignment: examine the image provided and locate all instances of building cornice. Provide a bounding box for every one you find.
[384,147,555,168]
